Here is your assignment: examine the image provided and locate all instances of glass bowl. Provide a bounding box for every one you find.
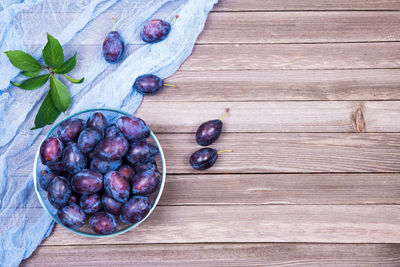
[33,108,166,237]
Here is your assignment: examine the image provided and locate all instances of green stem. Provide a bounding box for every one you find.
[218,150,233,154]
[170,14,179,25]
[112,17,116,31]
[220,108,229,121]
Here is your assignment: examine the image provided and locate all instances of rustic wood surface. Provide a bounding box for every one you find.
[22,0,400,266]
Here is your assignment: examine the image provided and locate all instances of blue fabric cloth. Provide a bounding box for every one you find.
[0,0,217,266]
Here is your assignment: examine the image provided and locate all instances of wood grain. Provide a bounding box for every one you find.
[67,43,400,75]
[31,0,400,13]
[151,70,400,101]
[198,12,400,44]
[180,43,400,70]
[22,243,400,266]
[161,173,400,205]
[22,12,400,45]
[135,101,400,133]
[26,133,400,176]
[214,0,400,11]
[17,173,400,207]
[154,133,400,173]
[43,205,400,245]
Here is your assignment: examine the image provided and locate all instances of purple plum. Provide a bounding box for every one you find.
[120,196,151,224]
[89,212,118,234]
[40,137,63,164]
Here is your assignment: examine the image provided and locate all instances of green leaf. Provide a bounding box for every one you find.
[32,91,61,129]
[64,74,84,84]
[42,33,64,69]
[21,69,42,77]
[4,50,42,72]
[49,75,71,112]
[11,74,50,90]
[53,54,76,74]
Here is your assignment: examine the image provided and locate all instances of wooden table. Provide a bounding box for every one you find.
[23,1,400,266]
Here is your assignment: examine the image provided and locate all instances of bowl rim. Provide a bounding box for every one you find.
[33,108,167,238]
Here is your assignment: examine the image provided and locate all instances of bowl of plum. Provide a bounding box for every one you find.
[33,108,165,237]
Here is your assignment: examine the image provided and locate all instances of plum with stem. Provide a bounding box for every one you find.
[133,74,176,95]
[196,109,228,146]
[189,148,233,170]
[102,17,124,63]
[140,15,178,43]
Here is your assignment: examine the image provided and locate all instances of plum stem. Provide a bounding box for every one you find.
[170,14,179,25]
[220,108,230,121]
[217,150,233,154]
[112,17,115,31]
[44,66,54,75]
[164,83,177,88]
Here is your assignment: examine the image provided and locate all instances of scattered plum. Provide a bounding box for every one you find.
[87,112,108,130]
[116,116,150,143]
[58,202,85,229]
[40,137,64,164]
[38,169,57,191]
[89,212,118,234]
[102,18,124,63]
[196,109,228,146]
[189,148,233,170]
[78,127,104,153]
[80,193,102,214]
[90,157,122,174]
[102,192,123,215]
[48,176,71,209]
[131,169,161,195]
[71,169,103,194]
[120,196,152,224]
[126,141,158,164]
[94,136,129,161]
[104,171,130,203]
[57,118,85,143]
[62,143,87,174]
[117,165,136,182]
[140,15,178,43]
[133,74,176,95]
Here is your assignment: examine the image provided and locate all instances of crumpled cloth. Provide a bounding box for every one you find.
[0,0,217,266]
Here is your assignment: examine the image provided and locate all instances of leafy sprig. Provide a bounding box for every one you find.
[5,33,84,129]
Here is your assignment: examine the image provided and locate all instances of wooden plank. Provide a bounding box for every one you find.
[29,0,400,12]
[152,70,400,101]
[15,173,400,206]
[14,129,400,179]
[180,43,400,70]
[365,102,400,132]
[214,0,400,11]
[199,11,400,43]
[153,133,400,174]
[16,173,400,207]
[22,243,400,266]
[136,101,400,133]
[21,12,400,45]
[161,174,400,205]
[43,205,400,245]
[67,43,400,74]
